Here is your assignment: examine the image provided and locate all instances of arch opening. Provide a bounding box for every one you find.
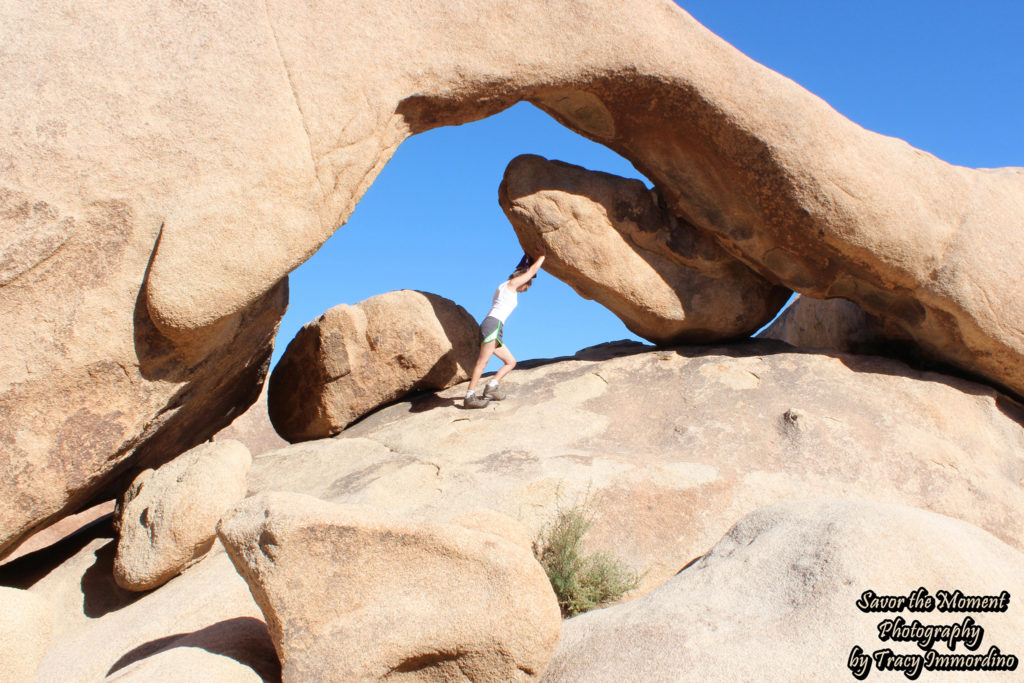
[272,101,657,375]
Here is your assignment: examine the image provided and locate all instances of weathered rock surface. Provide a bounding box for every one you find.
[269,290,481,442]
[0,0,299,556]
[0,265,285,558]
[213,381,289,456]
[114,440,252,591]
[0,586,53,683]
[248,341,1024,595]
[759,294,897,356]
[453,508,534,551]
[218,491,561,681]
[6,0,1024,558]
[1,519,277,683]
[500,154,790,343]
[544,499,1024,682]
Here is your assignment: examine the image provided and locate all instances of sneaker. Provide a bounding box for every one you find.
[464,394,490,409]
[482,383,506,401]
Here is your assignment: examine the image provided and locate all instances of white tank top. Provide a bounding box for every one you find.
[487,281,518,322]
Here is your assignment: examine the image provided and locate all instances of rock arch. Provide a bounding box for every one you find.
[2,0,1022,554]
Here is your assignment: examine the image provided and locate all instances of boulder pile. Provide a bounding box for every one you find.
[248,341,1024,595]
[4,0,1024,560]
[4,341,1023,679]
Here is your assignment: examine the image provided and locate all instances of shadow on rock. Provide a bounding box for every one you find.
[106,616,280,681]
[81,540,149,618]
[0,512,114,589]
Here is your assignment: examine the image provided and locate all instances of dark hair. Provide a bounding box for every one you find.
[509,253,535,280]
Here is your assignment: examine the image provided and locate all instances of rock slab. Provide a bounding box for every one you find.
[248,341,1024,597]
[218,491,562,682]
[269,290,481,442]
[500,154,790,343]
[114,440,252,591]
[544,499,1024,682]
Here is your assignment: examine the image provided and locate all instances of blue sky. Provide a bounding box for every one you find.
[273,2,1023,372]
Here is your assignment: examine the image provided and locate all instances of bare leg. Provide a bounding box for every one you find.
[492,344,517,383]
[468,340,497,393]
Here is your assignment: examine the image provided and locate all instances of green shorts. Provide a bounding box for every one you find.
[480,316,504,347]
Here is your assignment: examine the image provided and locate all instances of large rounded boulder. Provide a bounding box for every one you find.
[114,440,253,591]
[218,492,562,681]
[545,499,1024,681]
[269,290,481,442]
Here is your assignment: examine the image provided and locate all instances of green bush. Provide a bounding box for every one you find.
[533,504,640,618]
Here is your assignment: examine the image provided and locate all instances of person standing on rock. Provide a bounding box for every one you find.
[464,251,546,408]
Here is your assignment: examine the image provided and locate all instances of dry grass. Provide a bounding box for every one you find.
[533,503,639,618]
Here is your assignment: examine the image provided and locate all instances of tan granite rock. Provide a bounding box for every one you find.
[269,290,481,442]
[0,586,53,683]
[142,0,1024,403]
[114,440,252,591]
[544,499,1024,682]
[0,0,296,556]
[248,341,1024,597]
[218,492,561,681]
[453,509,534,552]
[4,339,1023,680]
[5,0,1024,560]
[500,154,790,343]
[2,500,114,565]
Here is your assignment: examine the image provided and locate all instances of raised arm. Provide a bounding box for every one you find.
[508,252,546,290]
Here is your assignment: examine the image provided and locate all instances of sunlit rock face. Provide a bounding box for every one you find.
[218,492,561,681]
[545,499,1024,682]
[3,0,1023,553]
[268,290,481,442]
[10,341,1024,680]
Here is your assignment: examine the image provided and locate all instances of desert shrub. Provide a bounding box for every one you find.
[533,503,639,617]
